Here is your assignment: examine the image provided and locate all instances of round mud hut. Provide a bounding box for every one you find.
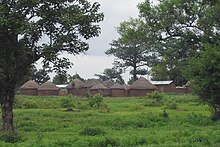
[67,79,85,96]
[20,80,40,96]
[110,83,126,97]
[38,81,60,96]
[81,79,102,96]
[103,80,114,88]
[129,77,156,97]
[90,83,109,96]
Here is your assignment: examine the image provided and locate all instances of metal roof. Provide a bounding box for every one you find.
[151,81,173,85]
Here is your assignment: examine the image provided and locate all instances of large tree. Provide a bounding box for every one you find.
[32,66,51,85]
[0,0,103,133]
[106,18,156,82]
[139,0,220,117]
[138,0,220,86]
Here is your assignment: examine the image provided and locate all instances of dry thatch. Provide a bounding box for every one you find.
[38,81,59,90]
[110,83,124,89]
[20,80,40,89]
[90,84,108,90]
[103,80,114,88]
[67,79,84,89]
[130,77,156,90]
[121,84,130,90]
[83,79,102,88]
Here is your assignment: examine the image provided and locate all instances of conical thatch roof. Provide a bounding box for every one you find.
[90,84,108,90]
[38,81,59,90]
[67,79,84,89]
[121,84,130,90]
[110,83,124,89]
[83,79,102,88]
[103,80,114,88]
[130,77,156,90]
[20,80,40,89]
[185,81,191,87]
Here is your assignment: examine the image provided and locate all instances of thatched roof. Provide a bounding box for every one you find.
[38,81,59,90]
[90,84,108,90]
[130,77,157,90]
[103,80,114,88]
[110,83,124,89]
[121,84,130,90]
[185,81,191,87]
[20,80,40,89]
[83,79,102,88]
[67,79,84,89]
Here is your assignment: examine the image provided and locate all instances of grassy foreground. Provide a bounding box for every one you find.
[0,94,220,146]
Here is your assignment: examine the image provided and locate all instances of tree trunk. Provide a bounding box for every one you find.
[1,94,14,133]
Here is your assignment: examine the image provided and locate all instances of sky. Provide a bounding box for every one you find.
[42,0,155,82]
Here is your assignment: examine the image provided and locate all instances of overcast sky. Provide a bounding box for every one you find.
[46,0,156,82]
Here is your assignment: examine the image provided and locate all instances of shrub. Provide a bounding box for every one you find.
[80,127,106,136]
[22,99,39,109]
[185,113,213,126]
[164,101,177,109]
[61,97,75,108]
[159,109,169,118]
[147,91,164,103]
[88,94,106,109]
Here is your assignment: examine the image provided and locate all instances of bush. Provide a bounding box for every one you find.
[147,91,164,103]
[22,99,39,109]
[185,113,213,126]
[80,127,106,136]
[61,97,75,108]
[88,94,106,109]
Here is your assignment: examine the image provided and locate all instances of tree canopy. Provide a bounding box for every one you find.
[0,0,103,133]
[106,18,156,82]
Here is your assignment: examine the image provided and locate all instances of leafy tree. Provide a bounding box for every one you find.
[68,73,85,82]
[0,0,103,133]
[138,0,220,85]
[139,0,220,118]
[186,45,220,120]
[95,68,125,84]
[32,66,51,85]
[106,18,156,83]
[150,64,169,81]
[52,73,68,84]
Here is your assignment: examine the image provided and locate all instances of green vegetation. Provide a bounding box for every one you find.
[0,94,219,146]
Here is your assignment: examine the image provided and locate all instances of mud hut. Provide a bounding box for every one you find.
[90,83,109,96]
[81,79,102,96]
[38,81,59,96]
[67,79,85,96]
[121,84,130,97]
[103,80,114,88]
[20,80,40,96]
[129,77,156,97]
[110,83,126,97]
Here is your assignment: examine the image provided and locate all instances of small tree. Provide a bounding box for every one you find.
[186,45,220,120]
[53,72,68,84]
[32,66,51,85]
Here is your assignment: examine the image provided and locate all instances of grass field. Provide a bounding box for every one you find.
[0,93,220,146]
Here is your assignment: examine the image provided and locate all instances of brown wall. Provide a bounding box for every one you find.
[90,89,110,96]
[38,90,59,96]
[20,89,38,96]
[128,89,155,97]
[110,89,125,97]
[155,83,176,93]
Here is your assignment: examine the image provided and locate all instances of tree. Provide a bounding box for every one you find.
[139,0,220,118]
[0,0,103,133]
[32,66,51,85]
[53,73,68,84]
[95,68,125,84]
[138,0,220,86]
[68,73,85,82]
[186,45,220,120]
[106,18,156,83]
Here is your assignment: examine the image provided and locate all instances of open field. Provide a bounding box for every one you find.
[0,94,220,146]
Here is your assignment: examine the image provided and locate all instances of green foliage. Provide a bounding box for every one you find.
[185,113,213,126]
[53,72,68,84]
[80,127,106,136]
[22,99,39,109]
[60,97,75,108]
[0,133,24,143]
[186,45,220,120]
[106,18,156,80]
[88,94,105,109]
[147,91,164,103]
